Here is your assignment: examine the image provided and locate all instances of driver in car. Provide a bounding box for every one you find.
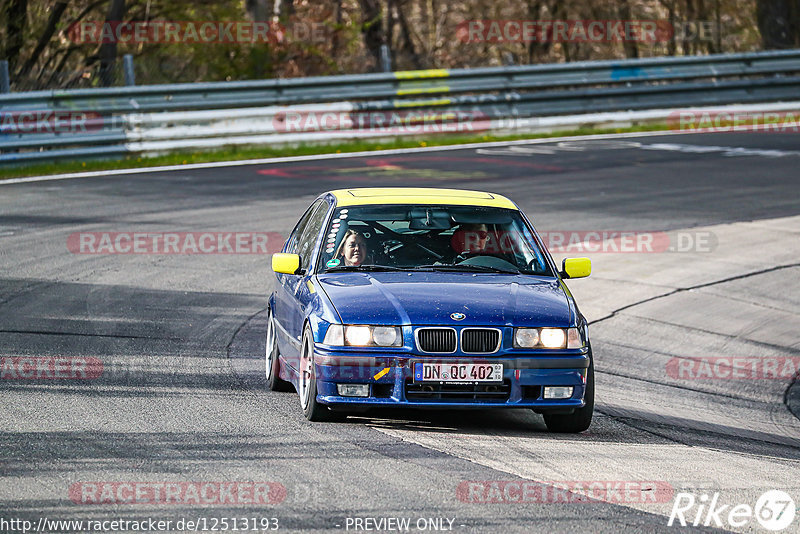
[449,223,523,268]
[451,223,490,256]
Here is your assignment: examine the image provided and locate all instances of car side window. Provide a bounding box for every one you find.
[296,201,329,272]
[286,201,322,254]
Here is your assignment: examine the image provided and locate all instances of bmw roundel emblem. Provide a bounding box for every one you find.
[450,312,466,321]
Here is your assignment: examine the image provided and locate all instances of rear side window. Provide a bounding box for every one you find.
[285,201,321,254]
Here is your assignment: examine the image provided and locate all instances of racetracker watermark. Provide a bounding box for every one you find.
[669,110,800,133]
[69,21,278,44]
[69,482,286,505]
[540,230,716,253]
[67,21,332,45]
[1,111,104,134]
[456,20,718,43]
[451,230,717,254]
[667,357,800,380]
[67,232,284,255]
[669,490,796,530]
[0,357,103,380]
[457,480,674,504]
[272,110,489,135]
[313,356,498,380]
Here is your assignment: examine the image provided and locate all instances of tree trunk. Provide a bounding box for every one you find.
[618,0,640,58]
[252,0,269,79]
[757,0,800,49]
[395,0,422,69]
[684,0,696,54]
[696,0,711,53]
[386,0,395,54]
[359,0,385,71]
[332,0,344,64]
[665,0,677,56]
[4,0,28,74]
[99,0,126,86]
[526,0,552,64]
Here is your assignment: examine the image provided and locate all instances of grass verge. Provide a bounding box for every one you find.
[0,123,670,180]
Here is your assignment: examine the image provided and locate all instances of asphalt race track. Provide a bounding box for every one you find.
[1,131,799,533]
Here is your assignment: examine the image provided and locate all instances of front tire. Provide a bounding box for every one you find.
[266,308,292,392]
[299,325,342,422]
[543,357,594,433]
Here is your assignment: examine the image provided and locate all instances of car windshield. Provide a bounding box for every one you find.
[317,205,552,276]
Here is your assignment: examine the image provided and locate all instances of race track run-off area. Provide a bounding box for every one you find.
[1,131,799,533]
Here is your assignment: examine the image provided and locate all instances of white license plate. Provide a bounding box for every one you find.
[414,362,503,383]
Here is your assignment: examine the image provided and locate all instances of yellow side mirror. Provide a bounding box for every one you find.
[272,253,301,275]
[561,257,591,279]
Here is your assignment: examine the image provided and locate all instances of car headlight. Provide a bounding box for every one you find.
[323,325,402,347]
[514,327,584,349]
[566,327,583,349]
[323,325,344,345]
[372,326,400,346]
[514,328,539,348]
[540,328,566,348]
[345,325,372,346]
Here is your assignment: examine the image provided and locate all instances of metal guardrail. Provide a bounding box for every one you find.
[2,49,800,165]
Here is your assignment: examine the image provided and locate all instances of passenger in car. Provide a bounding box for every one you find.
[334,230,370,267]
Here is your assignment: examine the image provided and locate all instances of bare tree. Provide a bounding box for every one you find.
[17,0,69,78]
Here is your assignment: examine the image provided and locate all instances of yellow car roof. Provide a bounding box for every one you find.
[330,188,518,209]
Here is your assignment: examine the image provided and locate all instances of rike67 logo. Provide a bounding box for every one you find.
[669,490,796,531]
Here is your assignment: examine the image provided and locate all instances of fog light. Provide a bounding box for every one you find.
[543,386,573,399]
[337,384,369,397]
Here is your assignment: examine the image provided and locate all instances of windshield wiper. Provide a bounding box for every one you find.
[414,264,520,274]
[325,264,406,272]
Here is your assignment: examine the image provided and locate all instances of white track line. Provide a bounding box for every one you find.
[1,129,703,186]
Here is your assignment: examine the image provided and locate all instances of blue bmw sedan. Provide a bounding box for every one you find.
[267,188,594,432]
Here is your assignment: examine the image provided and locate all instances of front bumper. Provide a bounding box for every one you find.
[313,346,590,410]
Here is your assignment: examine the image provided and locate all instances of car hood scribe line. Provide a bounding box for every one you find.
[316,271,575,327]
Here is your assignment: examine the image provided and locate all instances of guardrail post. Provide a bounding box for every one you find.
[123,54,136,86]
[380,44,392,73]
[0,60,10,93]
